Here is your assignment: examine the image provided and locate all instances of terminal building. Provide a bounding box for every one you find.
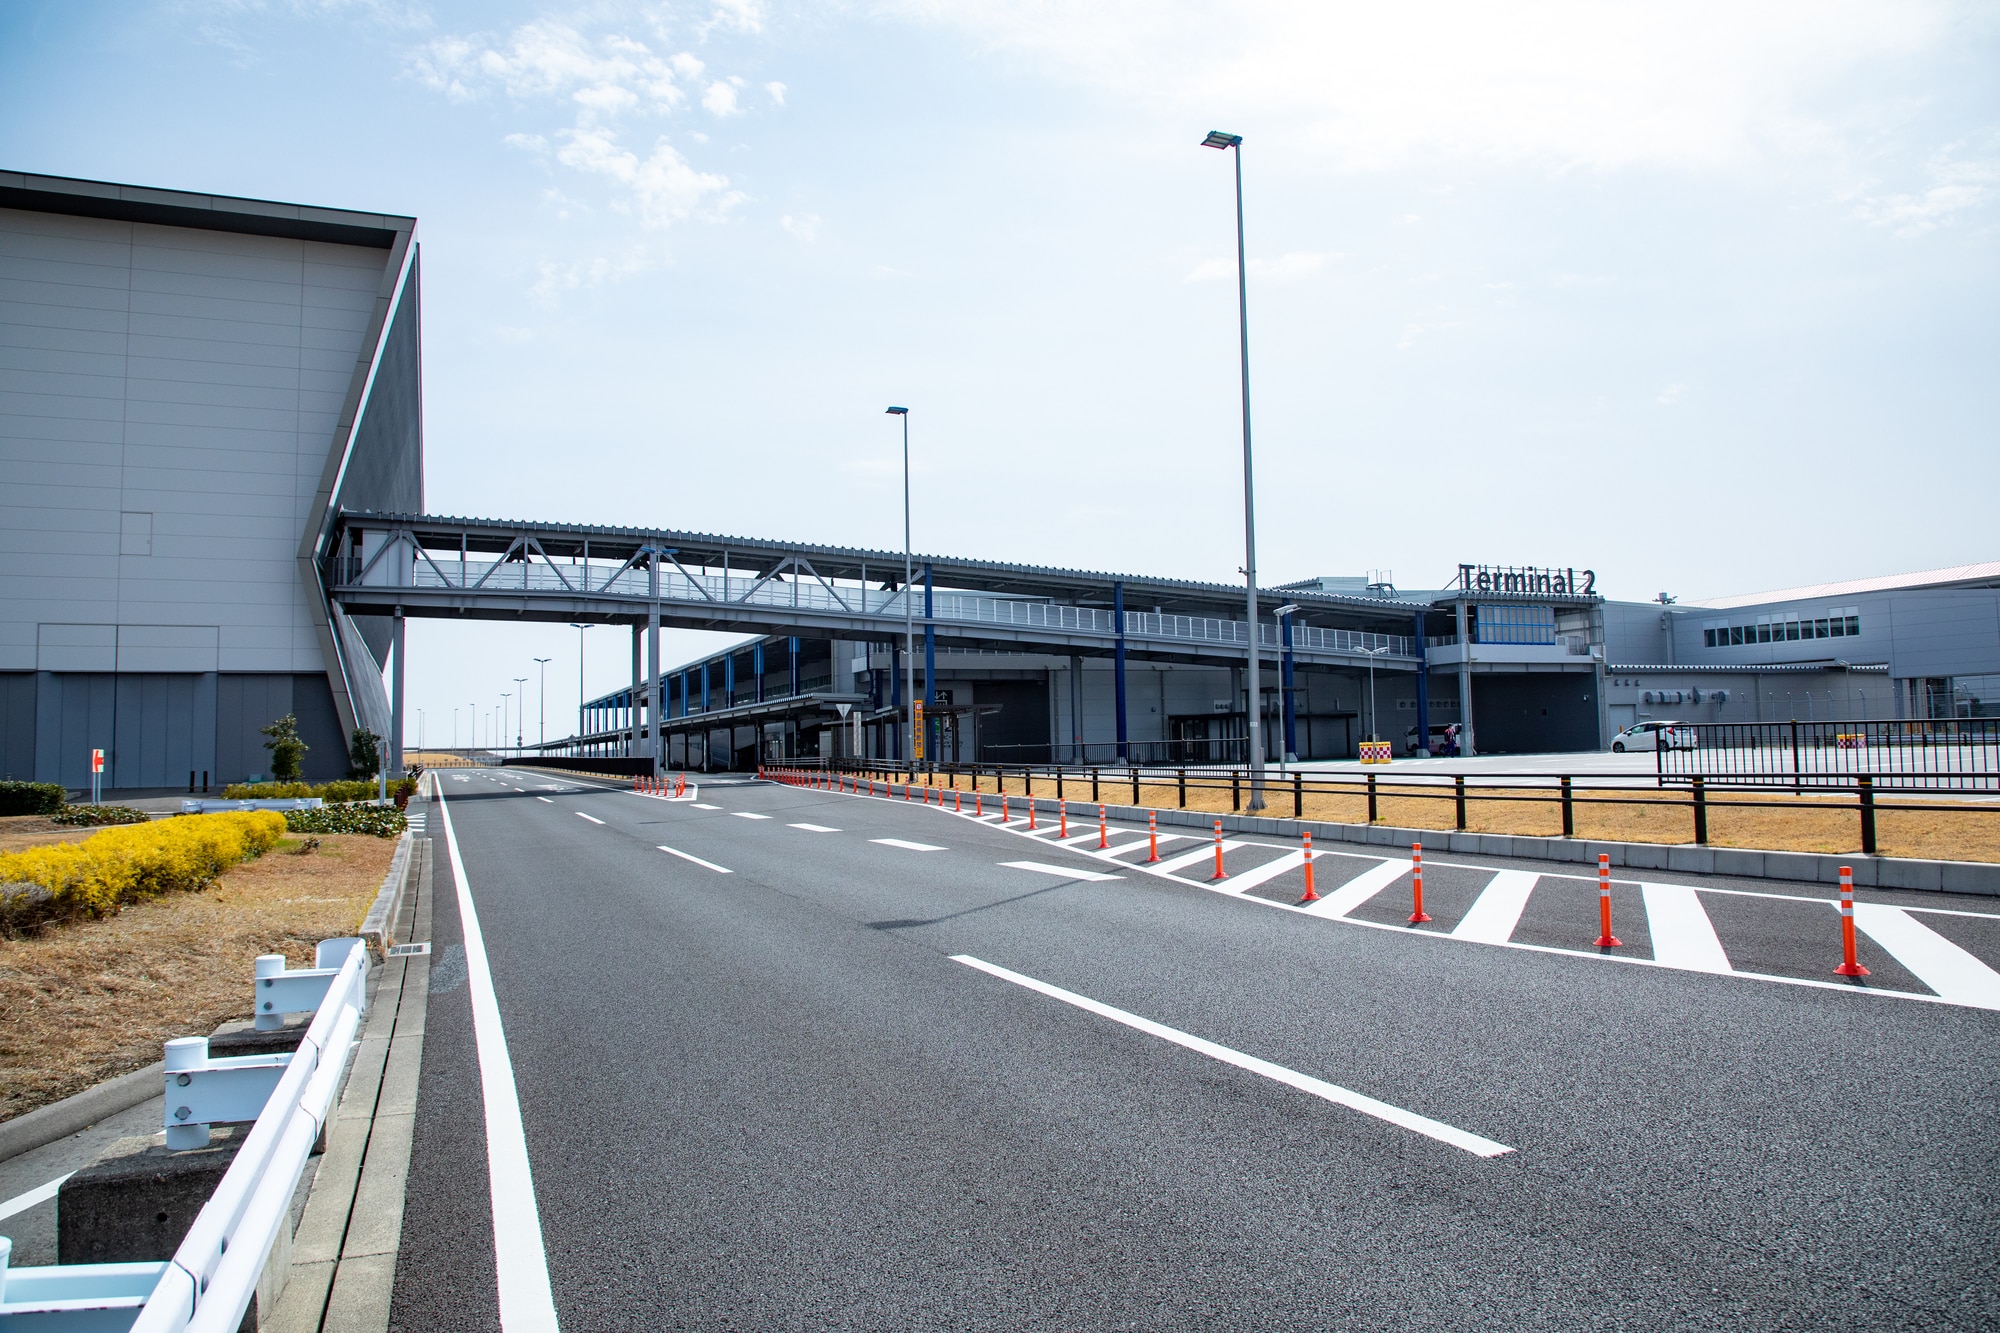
[0,172,421,791]
[4,170,1994,790]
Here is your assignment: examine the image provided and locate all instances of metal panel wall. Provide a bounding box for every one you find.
[111,672,216,789]
[0,671,35,779]
[1885,591,2000,681]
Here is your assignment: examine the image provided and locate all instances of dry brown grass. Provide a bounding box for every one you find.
[0,833,394,1123]
[0,815,94,853]
[858,768,2000,864]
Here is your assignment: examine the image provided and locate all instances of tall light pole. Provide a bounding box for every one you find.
[512,678,528,754]
[1202,129,1264,809]
[886,405,914,771]
[1363,645,1392,742]
[571,623,594,753]
[416,708,424,755]
[452,708,458,753]
[500,694,510,759]
[533,658,551,747]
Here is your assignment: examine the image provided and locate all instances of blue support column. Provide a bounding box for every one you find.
[754,642,765,702]
[725,654,735,707]
[1113,581,1129,762]
[701,661,710,713]
[680,670,689,718]
[789,636,799,697]
[1413,612,1430,756]
[1281,612,1297,762]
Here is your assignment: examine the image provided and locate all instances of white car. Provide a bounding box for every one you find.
[1611,720,1697,753]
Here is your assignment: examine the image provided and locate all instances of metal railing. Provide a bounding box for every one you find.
[1657,718,2000,792]
[765,758,2000,860]
[0,940,371,1331]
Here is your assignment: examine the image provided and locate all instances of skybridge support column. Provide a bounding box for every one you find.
[1414,612,1431,758]
[1069,656,1083,765]
[648,593,663,775]
[924,565,936,760]
[789,637,799,698]
[629,626,641,759]
[390,610,406,774]
[1114,581,1129,763]
[755,643,765,703]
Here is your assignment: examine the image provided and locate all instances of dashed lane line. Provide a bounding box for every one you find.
[952,954,1513,1159]
[657,845,733,874]
[691,803,722,811]
[536,797,554,804]
[788,823,841,833]
[871,838,947,852]
[999,861,1123,882]
[575,812,605,825]
[731,812,773,820]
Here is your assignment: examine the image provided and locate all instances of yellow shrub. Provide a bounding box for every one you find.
[0,811,286,924]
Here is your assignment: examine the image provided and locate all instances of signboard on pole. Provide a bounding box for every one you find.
[913,701,925,760]
[91,749,104,773]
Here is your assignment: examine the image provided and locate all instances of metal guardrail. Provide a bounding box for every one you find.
[1657,719,2000,792]
[0,939,371,1331]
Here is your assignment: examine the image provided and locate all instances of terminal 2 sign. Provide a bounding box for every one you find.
[1456,564,1596,597]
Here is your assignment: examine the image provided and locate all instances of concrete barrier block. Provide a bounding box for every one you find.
[1874,858,1938,892]
[1666,846,1717,874]
[1940,861,2000,896]
[1712,848,1763,878]
[1841,858,1880,888]
[1584,841,1625,867]
[1759,852,1822,884]
[58,1128,248,1265]
[1625,843,1669,870]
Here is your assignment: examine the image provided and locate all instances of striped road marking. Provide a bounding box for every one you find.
[1641,883,1733,974]
[1452,871,1539,945]
[1000,861,1124,882]
[1300,859,1412,919]
[1854,904,2000,1009]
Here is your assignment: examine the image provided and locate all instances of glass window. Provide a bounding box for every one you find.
[1786,621,1800,641]
[1815,618,1829,637]
[1756,624,1770,643]
[1730,626,1744,645]
[1704,629,1717,647]
[1846,615,1860,635]
[1830,617,1843,637]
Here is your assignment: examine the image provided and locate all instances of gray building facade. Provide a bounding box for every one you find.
[0,172,421,791]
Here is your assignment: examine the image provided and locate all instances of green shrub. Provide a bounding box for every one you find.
[284,805,407,837]
[50,804,151,827]
[0,781,68,817]
[220,779,381,803]
[261,714,307,782]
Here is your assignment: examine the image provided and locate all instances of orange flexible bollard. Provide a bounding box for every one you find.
[1029,799,1037,831]
[1298,831,1319,903]
[976,792,984,817]
[1595,853,1622,947]
[955,789,962,813]
[1147,810,1160,862]
[1409,842,1432,923]
[1209,819,1228,880]
[1097,803,1108,849]
[1001,793,1009,823]
[1834,866,1870,977]
[1059,800,1068,839]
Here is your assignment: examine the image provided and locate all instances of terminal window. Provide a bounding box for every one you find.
[1471,604,1557,645]
[1704,608,1860,648]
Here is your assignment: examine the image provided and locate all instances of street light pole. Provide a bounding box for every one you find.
[499,695,510,759]
[1364,646,1392,742]
[1202,129,1264,808]
[513,678,528,754]
[534,658,551,748]
[571,624,593,756]
[887,406,914,772]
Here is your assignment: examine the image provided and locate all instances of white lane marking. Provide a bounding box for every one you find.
[435,791,562,1333]
[999,861,1124,882]
[691,803,722,810]
[0,1172,72,1221]
[1152,840,1248,876]
[656,844,734,874]
[1853,904,2000,1009]
[788,823,842,833]
[575,812,605,825]
[952,955,1512,1158]
[1212,849,1306,895]
[731,812,773,820]
[1452,871,1539,945]
[536,797,554,804]
[1299,858,1412,919]
[1641,883,1732,974]
[871,838,947,852]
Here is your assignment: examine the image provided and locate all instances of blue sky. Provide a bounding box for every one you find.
[4,1,1996,746]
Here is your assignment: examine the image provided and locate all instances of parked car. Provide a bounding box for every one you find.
[1405,723,1461,756]
[1611,720,1698,752]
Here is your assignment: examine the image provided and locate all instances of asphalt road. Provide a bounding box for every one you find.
[390,768,2000,1331]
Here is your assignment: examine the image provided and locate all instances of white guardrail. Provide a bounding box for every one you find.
[0,938,370,1332]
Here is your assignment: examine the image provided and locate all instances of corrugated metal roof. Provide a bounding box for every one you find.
[1689,561,2000,610]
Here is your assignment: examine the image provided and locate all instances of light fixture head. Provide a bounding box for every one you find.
[885,405,909,415]
[1274,602,1301,617]
[1202,131,1242,150]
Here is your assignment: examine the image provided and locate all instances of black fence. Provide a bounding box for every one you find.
[1656,718,2000,792]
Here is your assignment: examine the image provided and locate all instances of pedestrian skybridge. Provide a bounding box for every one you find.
[324,511,1425,667]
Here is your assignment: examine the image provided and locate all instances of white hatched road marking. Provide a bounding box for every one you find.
[1641,883,1733,974]
[872,838,947,852]
[657,845,733,874]
[1102,833,1193,859]
[999,861,1123,882]
[575,812,604,825]
[1212,848,1306,895]
[1300,859,1412,919]
[1853,904,2000,1009]
[953,955,1513,1158]
[0,1172,71,1221]
[788,823,842,833]
[1152,840,1249,876]
[1452,871,1539,945]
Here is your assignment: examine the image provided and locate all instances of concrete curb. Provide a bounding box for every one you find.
[944,789,2000,896]
[0,1063,165,1166]
[357,832,415,957]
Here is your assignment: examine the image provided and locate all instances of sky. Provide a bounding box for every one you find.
[3,0,1996,748]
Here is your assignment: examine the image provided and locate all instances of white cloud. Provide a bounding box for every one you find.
[555,131,738,227]
[765,80,787,106]
[781,213,820,242]
[1185,251,1336,282]
[886,0,1961,172]
[1657,383,1688,406]
[702,80,740,116]
[1848,139,2000,237]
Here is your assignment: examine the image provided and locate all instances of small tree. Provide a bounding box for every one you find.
[261,714,308,782]
[349,728,381,778]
